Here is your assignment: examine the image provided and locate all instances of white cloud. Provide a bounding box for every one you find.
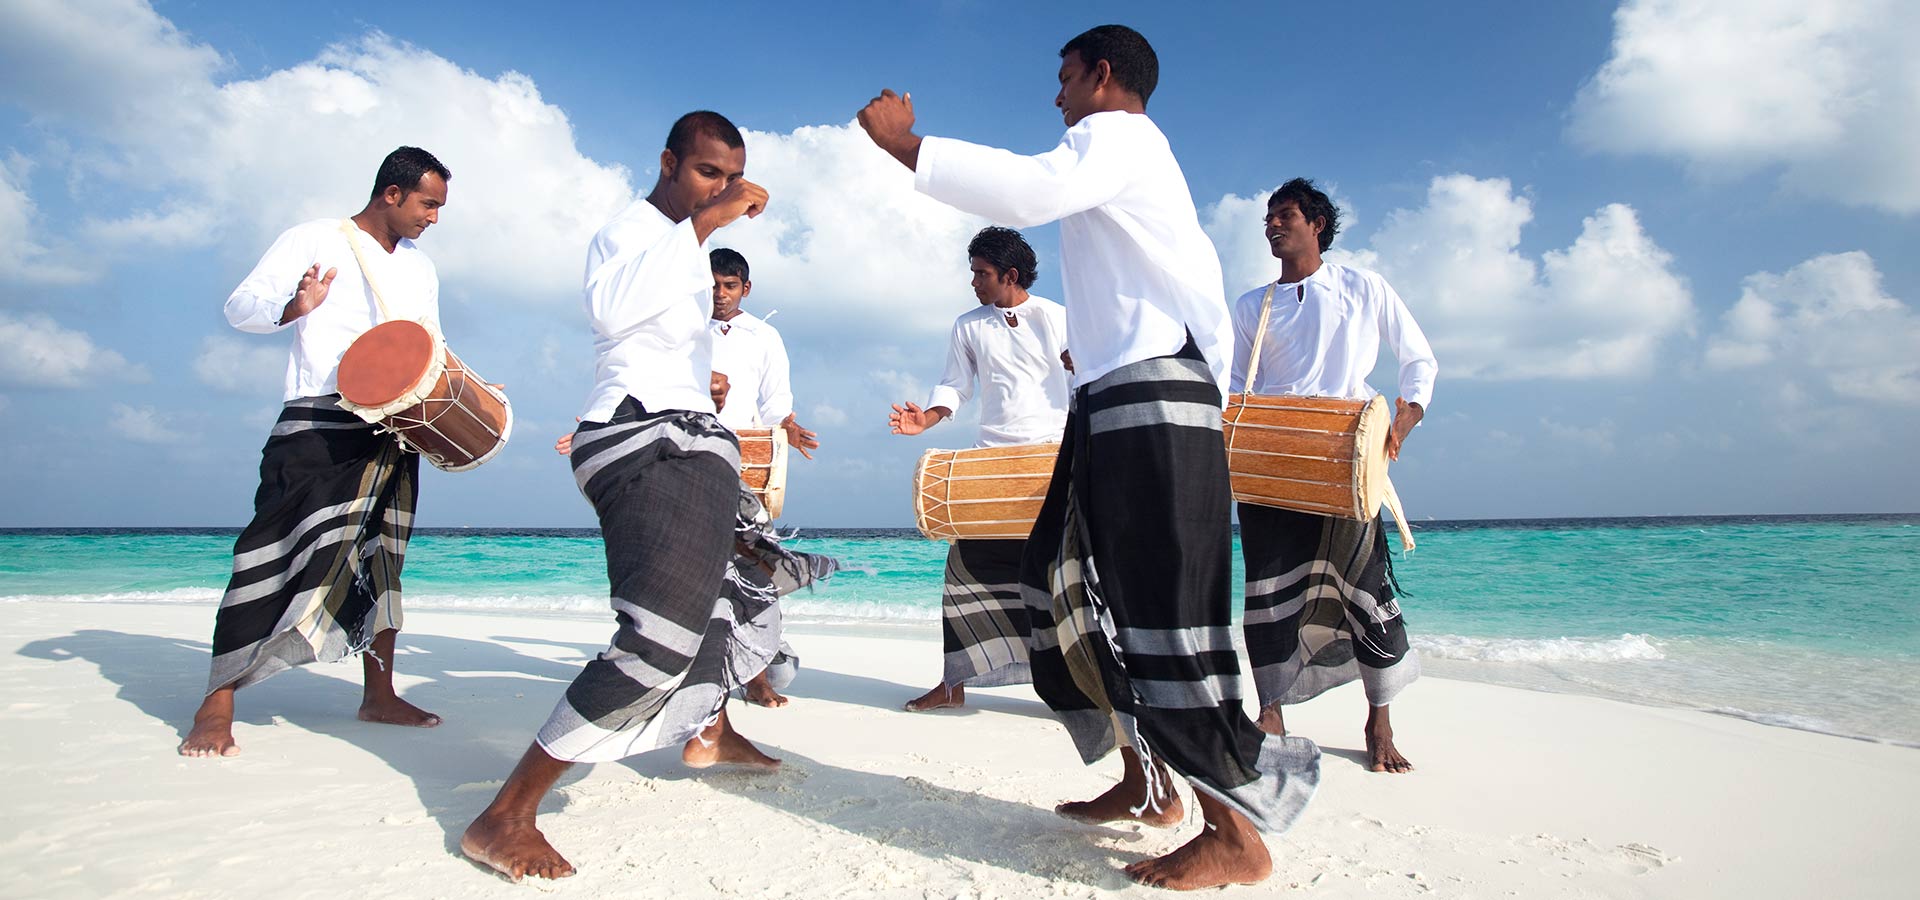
[1705,251,1920,405]
[809,403,850,427]
[1540,418,1618,454]
[715,123,988,339]
[866,369,928,403]
[0,312,148,388]
[1570,0,1920,213]
[0,0,223,138]
[0,155,91,284]
[192,334,287,395]
[108,403,185,444]
[1210,175,1695,380]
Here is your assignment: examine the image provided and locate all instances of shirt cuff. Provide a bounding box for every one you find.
[912,136,947,196]
[925,385,963,413]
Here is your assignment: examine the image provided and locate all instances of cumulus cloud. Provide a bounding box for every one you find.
[0,312,147,388]
[108,403,186,444]
[1210,175,1694,380]
[715,124,988,339]
[1705,251,1920,405]
[809,403,850,427]
[1569,0,1920,213]
[192,334,288,395]
[0,156,91,284]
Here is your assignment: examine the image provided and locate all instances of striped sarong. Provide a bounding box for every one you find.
[1019,340,1320,833]
[941,539,1032,687]
[1240,504,1418,708]
[539,399,834,763]
[208,395,417,693]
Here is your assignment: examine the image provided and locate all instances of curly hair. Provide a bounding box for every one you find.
[966,226,1038,289]
[1268,177,1340,252]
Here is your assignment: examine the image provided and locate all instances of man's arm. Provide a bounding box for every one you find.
[584,219,710,340]
[1377,275,1437,460]
[225,226,322,332]
[1228,292,1256,394]
[889,321,972,436]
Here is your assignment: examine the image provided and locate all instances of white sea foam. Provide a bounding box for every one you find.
[0,588,220,604]
[1414,632,1665,662]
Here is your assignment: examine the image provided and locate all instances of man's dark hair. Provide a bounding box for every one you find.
[1268,178,1341,252]
[967,226,1038,289]
[1060,25,1159,105]
[369,146,450,201]
[666,110,745,161]
[710,247,750,282]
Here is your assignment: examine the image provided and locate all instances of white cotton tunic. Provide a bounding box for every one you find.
[924,296,1071,448]
[1228,262,1438,409]
[579,200,717,423]
[224,219,440,402]
[708,310,794,431]
[914,111,1233,398]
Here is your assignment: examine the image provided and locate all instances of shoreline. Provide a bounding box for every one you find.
[4,599,1917,898]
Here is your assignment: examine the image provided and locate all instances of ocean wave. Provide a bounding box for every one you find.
[1414,632,1665,662]
[0,588,221,604]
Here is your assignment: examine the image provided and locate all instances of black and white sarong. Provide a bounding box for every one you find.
[208,395,417,693]
[1240,504,1418,708]
[940,539,1032,687]
[1019,341,1319,833]
[539,399,834,763]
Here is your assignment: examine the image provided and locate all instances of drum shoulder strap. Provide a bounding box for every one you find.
[1243,281,1279,392]
[338,217,398,325]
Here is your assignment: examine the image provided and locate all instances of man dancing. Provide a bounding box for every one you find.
[463,111,828,881]
[860,25,1319,890]
[888,226,1068,712]
[1230,178,1436,774]
[180,147,452,758]
[708,247,820,458]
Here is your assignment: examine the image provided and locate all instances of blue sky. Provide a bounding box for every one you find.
[2,0,1916,527]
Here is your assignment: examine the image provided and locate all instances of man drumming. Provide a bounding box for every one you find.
[859,25,1319,890]
[1230,178,1436,774]
[180,146,451,758]
[708,248,820,459]
[888,226,1068,712]
[463,111,820,881]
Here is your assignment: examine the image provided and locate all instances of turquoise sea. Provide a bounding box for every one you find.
[4,515,1917,744]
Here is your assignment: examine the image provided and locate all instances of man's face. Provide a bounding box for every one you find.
[385,171,448,239]
[1265,200,1322,260]
[663,134,746,217]
[1055,51,1102,127]
[969,257,1012,305]
[712,273,750,320]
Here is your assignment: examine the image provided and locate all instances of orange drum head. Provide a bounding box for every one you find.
[338,321,435,407]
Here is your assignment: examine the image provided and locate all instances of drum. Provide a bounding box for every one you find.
[335,320,513,472]
[735,427,789,519]
[1222,393,1414,548]
[913,443,1060,541]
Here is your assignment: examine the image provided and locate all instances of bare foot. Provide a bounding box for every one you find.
[1255,702,1286,736]
[744,671,789,708]
[1123,813,1273,889]
[358,694,442,728]
[179,687,239,758]
[461,812,575,882]
[682,709,780,770]
[1055,748,1183,827]
[903,682,963,712]
[1366,705,1413,773]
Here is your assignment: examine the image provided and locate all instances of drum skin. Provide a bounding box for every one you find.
[335,321,513,473]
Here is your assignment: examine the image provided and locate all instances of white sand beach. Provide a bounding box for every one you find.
[3,600,1915,899]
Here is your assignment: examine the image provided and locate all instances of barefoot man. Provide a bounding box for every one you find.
[708,247,820,708]
[181,146,452,757]
[464,111,806,882]
[1230,178,1436,773]
[888,226,1068,712]
[859,25,1320,890]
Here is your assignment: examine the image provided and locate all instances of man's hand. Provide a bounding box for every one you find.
[888,401,950,436]
[780,413,820,460]
[711,372,732,411]
[1060,349,1074,374]
[554,417,583,456]
[1385,398,1424,461]
[279,264,337,325]
[692,179,769,243]
[858,89,922,170]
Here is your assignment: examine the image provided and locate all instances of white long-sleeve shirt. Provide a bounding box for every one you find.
[579,199,716,422]
[925,296,1071,448]
[1228,262,1437,409]
[708,310,793,431]
[914,111,1233,398]
[224,218,440,401]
